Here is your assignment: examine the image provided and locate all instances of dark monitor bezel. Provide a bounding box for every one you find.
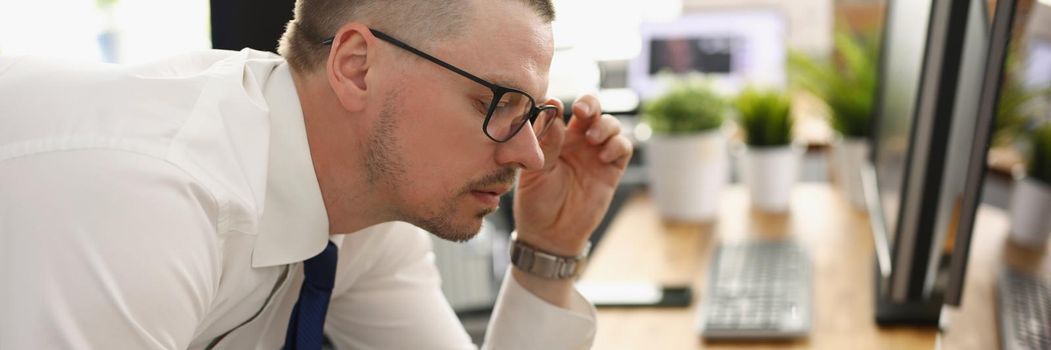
[868,0,982,303]
[944,0,1020,306]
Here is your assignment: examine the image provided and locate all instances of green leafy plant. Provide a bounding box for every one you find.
[736,87,793,147]
[789,31,879,138]
[994,52,1051,147]
[642,81,726,135]
[1030,125,1051,185]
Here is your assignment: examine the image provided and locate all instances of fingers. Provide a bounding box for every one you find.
[567,95,633,166]
[568,94,602,132]
[536,98,567,171]
[538,98,567,148]
[539,97,566,146]
[600,134,634,167]
[585,114,621,146]
[543,97,566,119]
[579,109,632,167]
[559,94,633,167]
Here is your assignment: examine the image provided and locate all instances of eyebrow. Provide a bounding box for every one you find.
[488,72,545,100]
[480,73,525,93]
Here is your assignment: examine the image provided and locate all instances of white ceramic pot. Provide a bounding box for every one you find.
[832,137,869,210]
[645,129,729,221]
[739,144,803,213]
[1008,177,1051,248]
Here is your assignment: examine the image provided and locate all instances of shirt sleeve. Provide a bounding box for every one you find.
[0,150,222,349]
[483,267,596,350]
[323,222,595,350]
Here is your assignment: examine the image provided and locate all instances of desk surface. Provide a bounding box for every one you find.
[581,184,1051,349]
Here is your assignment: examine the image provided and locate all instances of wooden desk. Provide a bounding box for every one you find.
[581,184,1051,349]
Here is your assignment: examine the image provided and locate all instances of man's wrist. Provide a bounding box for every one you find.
[511,230,590,257]
[509,231,591,279]
[509,265,575,309]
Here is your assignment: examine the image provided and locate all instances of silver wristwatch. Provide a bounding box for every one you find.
[509,231,591,279]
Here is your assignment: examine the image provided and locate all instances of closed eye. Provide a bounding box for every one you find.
[474,98,490,115]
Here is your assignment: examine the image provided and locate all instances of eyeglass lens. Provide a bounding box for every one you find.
[485,91,559,142]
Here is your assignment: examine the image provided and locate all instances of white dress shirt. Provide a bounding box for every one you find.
[0,49,596,349]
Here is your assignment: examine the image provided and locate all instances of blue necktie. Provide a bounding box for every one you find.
[284,241,339,350]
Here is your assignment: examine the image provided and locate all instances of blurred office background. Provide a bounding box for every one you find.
[4,0,1051,346]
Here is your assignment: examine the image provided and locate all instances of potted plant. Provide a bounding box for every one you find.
[1009,125,1051,248]
[789,31,879,209]
[735,87,799,213]
[642,80,729,221]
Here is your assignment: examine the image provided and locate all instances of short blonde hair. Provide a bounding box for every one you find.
[278,0,555,73]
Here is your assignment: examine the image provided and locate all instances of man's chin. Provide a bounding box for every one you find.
[432,230,480,243]
[429,224,481,243]
[413,212,489,243]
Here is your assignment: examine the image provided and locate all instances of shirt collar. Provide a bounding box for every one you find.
[253,62,331,268]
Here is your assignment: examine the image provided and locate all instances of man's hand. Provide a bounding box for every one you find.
[513,94,633,257]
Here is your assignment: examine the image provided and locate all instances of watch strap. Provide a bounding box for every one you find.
[508,232,590,279]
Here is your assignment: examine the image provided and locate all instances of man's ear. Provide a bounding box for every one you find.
[326,23,374,113]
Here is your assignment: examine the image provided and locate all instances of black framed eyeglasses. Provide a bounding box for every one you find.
[322,29,560,143]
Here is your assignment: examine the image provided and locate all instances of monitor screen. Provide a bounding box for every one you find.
[943,0,1020,306]
[861,0,1018,323]
[869,0,988,306]
[924,0,991,304]
[629,11,787,99]
[647,37,739,75]
[873,0,933,254]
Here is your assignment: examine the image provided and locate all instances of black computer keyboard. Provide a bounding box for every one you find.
[997,268,1051,350]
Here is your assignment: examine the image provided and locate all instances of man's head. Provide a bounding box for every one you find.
[279,0,558,242]
[279,0,554,74]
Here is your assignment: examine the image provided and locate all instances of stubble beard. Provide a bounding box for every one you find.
[365,93,516,242]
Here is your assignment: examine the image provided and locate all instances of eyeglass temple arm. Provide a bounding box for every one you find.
[320,30,498,91]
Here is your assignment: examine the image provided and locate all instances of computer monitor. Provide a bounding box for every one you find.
[945,0,1021,306]
[627,11,787,99]
[864,0,1012,324]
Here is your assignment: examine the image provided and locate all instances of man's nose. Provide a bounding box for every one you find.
[494,125,544,171]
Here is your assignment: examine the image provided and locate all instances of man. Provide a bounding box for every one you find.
[0,0,632,349]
